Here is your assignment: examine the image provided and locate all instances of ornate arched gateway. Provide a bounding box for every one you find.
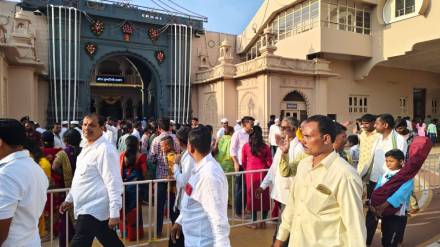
[22,0,205,123]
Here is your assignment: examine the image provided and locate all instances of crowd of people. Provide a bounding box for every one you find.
[0,111,433,247]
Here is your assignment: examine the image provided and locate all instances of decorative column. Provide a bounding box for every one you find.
[259,27,277,56]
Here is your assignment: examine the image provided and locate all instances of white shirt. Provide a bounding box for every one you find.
[216,127,225,139]
[176,154,230,247]
[406,120,413,131]
[233,124,242,133]
[54,133,65,148]
[269,124,281,146]
[370,130,407,183]
[173,150,195,210]
[105,124,118,145]
[260,138,304,205]
[36,127,46,134]
[131,128,141,141]
[229,128,249,166]
[0,150,48,247]
[60,127,67,140]
[103,130,114,145]
[65,135,123,220]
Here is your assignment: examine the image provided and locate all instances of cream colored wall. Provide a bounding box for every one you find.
[30,13,49,74]
[356,0,440,79]
[267,74,315,118]
[190,32,239,79]
[327,60,440,122]
[7,67,38,121]
[195,81,222,128]
[37,79,48,127]
[380,0,438,59]
[273,28,321,59]
[0,53,8,117]
[321,28,372,58]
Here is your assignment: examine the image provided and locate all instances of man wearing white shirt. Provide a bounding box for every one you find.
[52,122,65,148]
[105,117,118,146]
[368,114,408,198]
[60,120,68,139]
[60,114,124,247]
[269,118,281,156]
[216,118,229,139]
[131,122,141,140]
[230,116,254,217]
[0,119,48,247]
[171,126,194,247]
[171,126,230,247]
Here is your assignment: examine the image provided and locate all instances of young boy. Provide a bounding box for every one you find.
[160,136,177,179]
[346,135,360,168]
[366,149,413,247]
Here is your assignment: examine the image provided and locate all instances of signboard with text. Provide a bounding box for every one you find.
[96,75,124,84]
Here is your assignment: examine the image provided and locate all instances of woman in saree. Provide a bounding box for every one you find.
[53,129,82,246]
[215,126,234,205]
[119,135,147,241]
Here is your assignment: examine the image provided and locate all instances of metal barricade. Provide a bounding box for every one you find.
[43,169,275,246]
[42,156,440,247]
[414,153,440,192]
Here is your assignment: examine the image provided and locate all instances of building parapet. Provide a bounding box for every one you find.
[194,54,338,84]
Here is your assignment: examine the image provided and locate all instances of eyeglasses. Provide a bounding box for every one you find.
[280,126,292,131]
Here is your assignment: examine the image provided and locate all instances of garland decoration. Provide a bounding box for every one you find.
[155,50,165,64]
[85,43,97,57]
[121,22,133,41]
[148,27,159,42]
[91,19,104,36]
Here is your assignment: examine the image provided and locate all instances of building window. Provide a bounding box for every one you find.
[349,95,368,113]
[400,97,408,115]
[321,0,371,35]
[396,0,415,17]
[432,99,438,114]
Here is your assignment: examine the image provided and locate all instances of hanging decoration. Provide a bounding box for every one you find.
[85,43,97,57]
[91,19,104,36]
[121,22,133,41]
[155,50,165,64]
[148,27,160,42]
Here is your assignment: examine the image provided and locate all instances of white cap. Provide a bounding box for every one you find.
[220,118,228,123]
[274,118,280,124]
[236,119,241,123]
[61,121,68,125]
[70,120,79,125]
[254,120,260,126]
[170,120,176,125]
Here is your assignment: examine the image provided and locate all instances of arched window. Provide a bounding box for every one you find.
[283,91,305,102]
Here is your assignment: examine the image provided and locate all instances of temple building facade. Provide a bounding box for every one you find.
[1,0,440,132]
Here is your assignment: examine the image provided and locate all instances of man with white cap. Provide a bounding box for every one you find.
[60,121,68,139]
[70,120,81,134]
[216,118,229,139]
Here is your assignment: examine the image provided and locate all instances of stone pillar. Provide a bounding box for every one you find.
[314,77,328,115]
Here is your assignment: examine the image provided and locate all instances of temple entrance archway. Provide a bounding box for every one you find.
[90,53,156,120]
[280,90,308,121]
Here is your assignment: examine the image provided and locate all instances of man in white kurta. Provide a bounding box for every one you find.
[171,126,230,247]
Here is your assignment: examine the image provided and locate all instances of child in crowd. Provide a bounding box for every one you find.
[346,135,360,168]
[366,149,413,247]
[160,136,177,182]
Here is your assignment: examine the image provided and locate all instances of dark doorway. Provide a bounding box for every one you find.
[413,88,426,120]
[99,100,123,120]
